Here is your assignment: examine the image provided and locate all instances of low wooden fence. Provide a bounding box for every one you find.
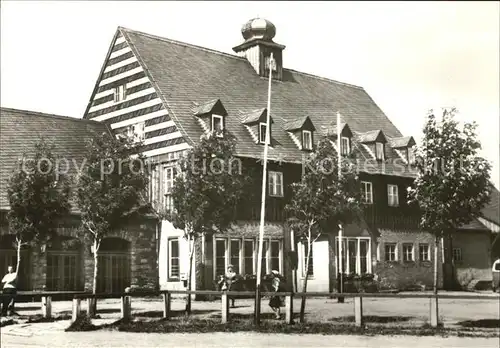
[2,290,498,328]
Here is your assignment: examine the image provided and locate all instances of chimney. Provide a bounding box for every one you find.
[233,18,285,80]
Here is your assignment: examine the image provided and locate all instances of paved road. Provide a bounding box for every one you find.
[1,321,499,348]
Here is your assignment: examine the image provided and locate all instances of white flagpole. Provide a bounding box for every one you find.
[256,53,274,312]
[337,111,344,298]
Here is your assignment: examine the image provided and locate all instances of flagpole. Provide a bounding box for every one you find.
[255,52,273,325]
[337,111,344,302]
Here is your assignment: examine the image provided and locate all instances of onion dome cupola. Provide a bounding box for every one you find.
[233,18,285,80]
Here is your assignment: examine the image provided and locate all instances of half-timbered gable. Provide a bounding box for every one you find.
[83,29,189,161]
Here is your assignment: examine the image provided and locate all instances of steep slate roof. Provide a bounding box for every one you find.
[119,27,410,173]
[357,129,387,143]
[388,136,416,148]
[283,116,311,131]
[0,107,110,211]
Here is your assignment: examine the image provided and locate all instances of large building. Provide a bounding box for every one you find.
[77,18,497,292]
[0,108,158,293]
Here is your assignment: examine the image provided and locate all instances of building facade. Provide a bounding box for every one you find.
[0,108,158,293]
[81,18,497,292]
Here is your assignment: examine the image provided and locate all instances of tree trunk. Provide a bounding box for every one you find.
[433,236,439,295]
[93,239,99,294]
[16,239,22,274]
[185,234,195,315]
[299,235,312,323]
[90,239,99,317]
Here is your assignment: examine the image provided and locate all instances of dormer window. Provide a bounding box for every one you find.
[375,142,385,160]
[302,130,313,150]
[259,122,270,144]
[211,114,224,137]
[341,136,351,155]
[114,84,127,103]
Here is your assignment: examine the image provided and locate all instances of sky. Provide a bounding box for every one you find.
[1,1,499,187]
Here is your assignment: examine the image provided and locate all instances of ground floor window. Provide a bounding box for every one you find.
[335,237,371,274]
[213,237,282,278]
[168,238,180,280]
[402,243,414,262]
[384,243,397,261]
[452,248,462,262]
[419,244,430,261]
[46,252,81,291]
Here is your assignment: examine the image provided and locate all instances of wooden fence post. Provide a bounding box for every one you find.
[285,293,293,324]
[354,296,363,327]
[71,298,81,323]
[221,291,229,324]
[163,292,171,319]
[254,288,261,326]
[121,295,131,320]
[430,295,439,328]
[41,296,52,318]
[87,298,96,317]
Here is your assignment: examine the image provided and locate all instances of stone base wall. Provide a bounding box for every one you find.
[373,229,443,290]
[0,213,158,292]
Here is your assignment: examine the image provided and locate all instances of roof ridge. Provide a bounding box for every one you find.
[0,107,104,125]
[283,68,364,90]
[118,26,364,91]
[118,26,247,62]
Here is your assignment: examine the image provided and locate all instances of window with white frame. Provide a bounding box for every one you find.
[302,242,314,277]
[375,142,385,160]
[214,237,281,278]
[419,244,430,261]
[452,248,462,262]
[168,238,180,279]
[335,237,371,275]
[243,240,255,276]
[341,136,350,156]
[114,84,127,103]
[127,122,145,142]
[270,240,280,273]
[268,171,284,197]
[387,184,399,207]
[361,181,373,204]
[385,243,397,261]
[402,243,414,261]
[229,239,241,274]
[163,166,177,194]
[162,166,177,212]
[149,166,159,204]
[212,115,224,136]
[259,122,270,144]
[302,130,313,150]
[215,239,227,277]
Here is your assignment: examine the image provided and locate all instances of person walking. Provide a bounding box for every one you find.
[268,270,285,319]
[1,266,18,316]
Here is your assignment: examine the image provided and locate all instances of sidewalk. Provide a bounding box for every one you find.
[2,326,499,348]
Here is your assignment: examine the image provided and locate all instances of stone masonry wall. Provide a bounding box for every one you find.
[0,214,158,292]
[373,229,444,290]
